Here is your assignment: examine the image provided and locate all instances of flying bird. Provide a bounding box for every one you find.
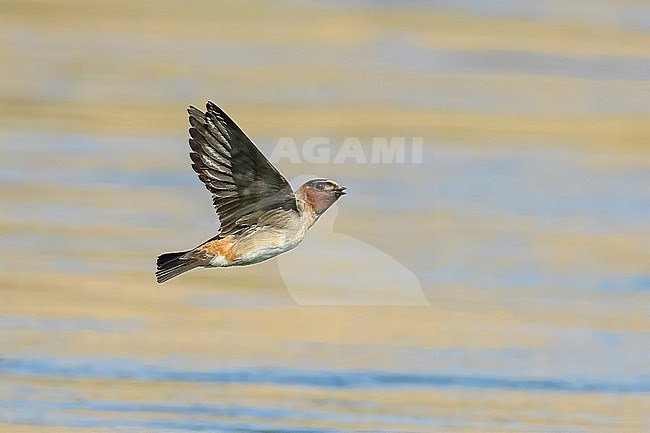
[156,102,346,283]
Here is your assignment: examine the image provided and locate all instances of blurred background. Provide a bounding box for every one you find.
[1,0,649,431]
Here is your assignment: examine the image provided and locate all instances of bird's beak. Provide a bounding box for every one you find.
[334,186,347,197]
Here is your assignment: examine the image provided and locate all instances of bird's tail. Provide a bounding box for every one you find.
[156,250,203,283]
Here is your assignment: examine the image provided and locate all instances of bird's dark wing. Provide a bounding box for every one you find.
[187,101,297,237]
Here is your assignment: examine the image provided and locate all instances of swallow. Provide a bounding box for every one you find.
[156,101,346,283]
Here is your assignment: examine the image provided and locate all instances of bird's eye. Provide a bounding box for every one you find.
[315,182,325,190]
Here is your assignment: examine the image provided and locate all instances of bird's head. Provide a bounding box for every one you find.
[297,178,347,216]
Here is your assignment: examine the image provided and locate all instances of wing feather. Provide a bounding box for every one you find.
[187,102,297,236]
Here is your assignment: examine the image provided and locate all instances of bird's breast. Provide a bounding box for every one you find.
[202,224,308,267]
[232,226,307,265]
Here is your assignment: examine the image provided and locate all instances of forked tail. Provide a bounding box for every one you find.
[156,250,204,283]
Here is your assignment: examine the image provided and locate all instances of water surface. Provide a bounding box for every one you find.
[1,0,649,431]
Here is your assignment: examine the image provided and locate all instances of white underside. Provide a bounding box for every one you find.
[208,255,229,267]
[239,244,296,264]
[208,200,319,268]
[208,227,307,268]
